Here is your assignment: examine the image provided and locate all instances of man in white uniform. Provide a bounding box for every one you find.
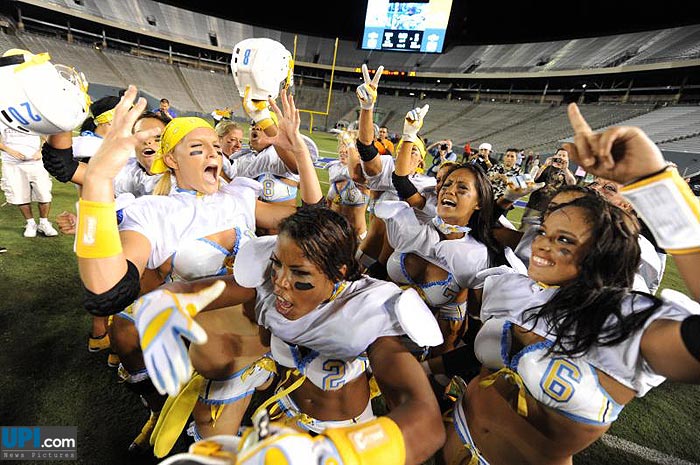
[0,127,58,237]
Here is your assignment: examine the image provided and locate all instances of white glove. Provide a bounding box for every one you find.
[242,85,273,126]
[355,63,384,110]
[403,104,429,142]
[502,175,545,202]
[134,281,225,396]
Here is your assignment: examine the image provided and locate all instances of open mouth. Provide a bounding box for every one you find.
[141,148,156,157]
[441,198,457,207]
[531,255,555,267]
[203,165,219,184]
[275,295,293,316]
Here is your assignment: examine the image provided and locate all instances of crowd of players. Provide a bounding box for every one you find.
[1,38,700,465]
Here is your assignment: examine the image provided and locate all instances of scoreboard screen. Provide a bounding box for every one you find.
[361,0,453,53]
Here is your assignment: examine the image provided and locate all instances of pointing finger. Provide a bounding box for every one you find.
[567,103,592,135]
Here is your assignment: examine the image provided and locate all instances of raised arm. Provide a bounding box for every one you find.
[393,104,429,210]
[355,63,385,177]
[77,86,159,296]
[563,103,700,300]
[342,131,367,184]
[255,89,323,230]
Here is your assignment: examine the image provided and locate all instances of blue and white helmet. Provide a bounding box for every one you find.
[0,49,90,135]
[231,38,293,101]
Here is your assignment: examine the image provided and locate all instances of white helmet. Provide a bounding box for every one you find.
[0,49,89,135]
[231,38,293,100]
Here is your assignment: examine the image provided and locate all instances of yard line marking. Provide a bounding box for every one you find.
[602,434,700,465]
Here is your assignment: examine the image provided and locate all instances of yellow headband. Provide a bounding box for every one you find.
[94,108,115,125]
[396,137,427,173]
[151,117,213,174]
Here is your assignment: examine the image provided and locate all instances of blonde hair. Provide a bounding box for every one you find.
[215,120,243,138]
[152,171,173,196]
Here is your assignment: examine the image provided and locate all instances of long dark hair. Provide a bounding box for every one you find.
[441,163,506,266]
[524,193,661,356]
[278,207,362,282]
[80,96,121,133]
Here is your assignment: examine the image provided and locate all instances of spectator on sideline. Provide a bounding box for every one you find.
[425,139,458,177]
[520,147,576,231]
[462,140,472,163]
[153,98,177,121]
[374,124,395,155]
[0,127,58,238]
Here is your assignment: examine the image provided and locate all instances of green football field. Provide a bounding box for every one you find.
[0,130,697,465]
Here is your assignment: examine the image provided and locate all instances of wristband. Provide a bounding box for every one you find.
[392,172,419,200]
[75,199,122,258]
[357,140,379,162]
[621,168,700,254]
[320,416,406,465]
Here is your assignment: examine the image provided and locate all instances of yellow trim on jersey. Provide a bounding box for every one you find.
[479,367,528,417]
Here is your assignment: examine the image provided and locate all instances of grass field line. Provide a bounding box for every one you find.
[602,434,699,465]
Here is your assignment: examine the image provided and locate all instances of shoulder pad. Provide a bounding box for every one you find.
[659,289,700,315]
[395,288,443,347]
[221,176,263,196]
[504,247,528,275]
[234,235,276,288]
[373,200,409,220]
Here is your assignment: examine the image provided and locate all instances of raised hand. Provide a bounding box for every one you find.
[356,63,384,110]
[563,103,666,184]
[403,104,430,142]
[266,88,304,154]
[134,281,225,396]
[84,86,158,181]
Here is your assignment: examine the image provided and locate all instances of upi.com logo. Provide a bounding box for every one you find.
[1,427,77,461]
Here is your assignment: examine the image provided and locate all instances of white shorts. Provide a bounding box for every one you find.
[1,161,53,204]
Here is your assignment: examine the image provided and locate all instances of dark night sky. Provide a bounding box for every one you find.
[157,0,700,46]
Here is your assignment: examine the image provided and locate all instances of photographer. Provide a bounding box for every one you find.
[519,147,576,231]
[468,142,494,171]
[425,139,457,177]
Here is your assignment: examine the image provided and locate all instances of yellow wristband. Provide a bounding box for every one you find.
[321,416,406,465]
[75,199,122,258]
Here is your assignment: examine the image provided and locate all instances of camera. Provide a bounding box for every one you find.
[440,143,448,151]
[552,157,562,163]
